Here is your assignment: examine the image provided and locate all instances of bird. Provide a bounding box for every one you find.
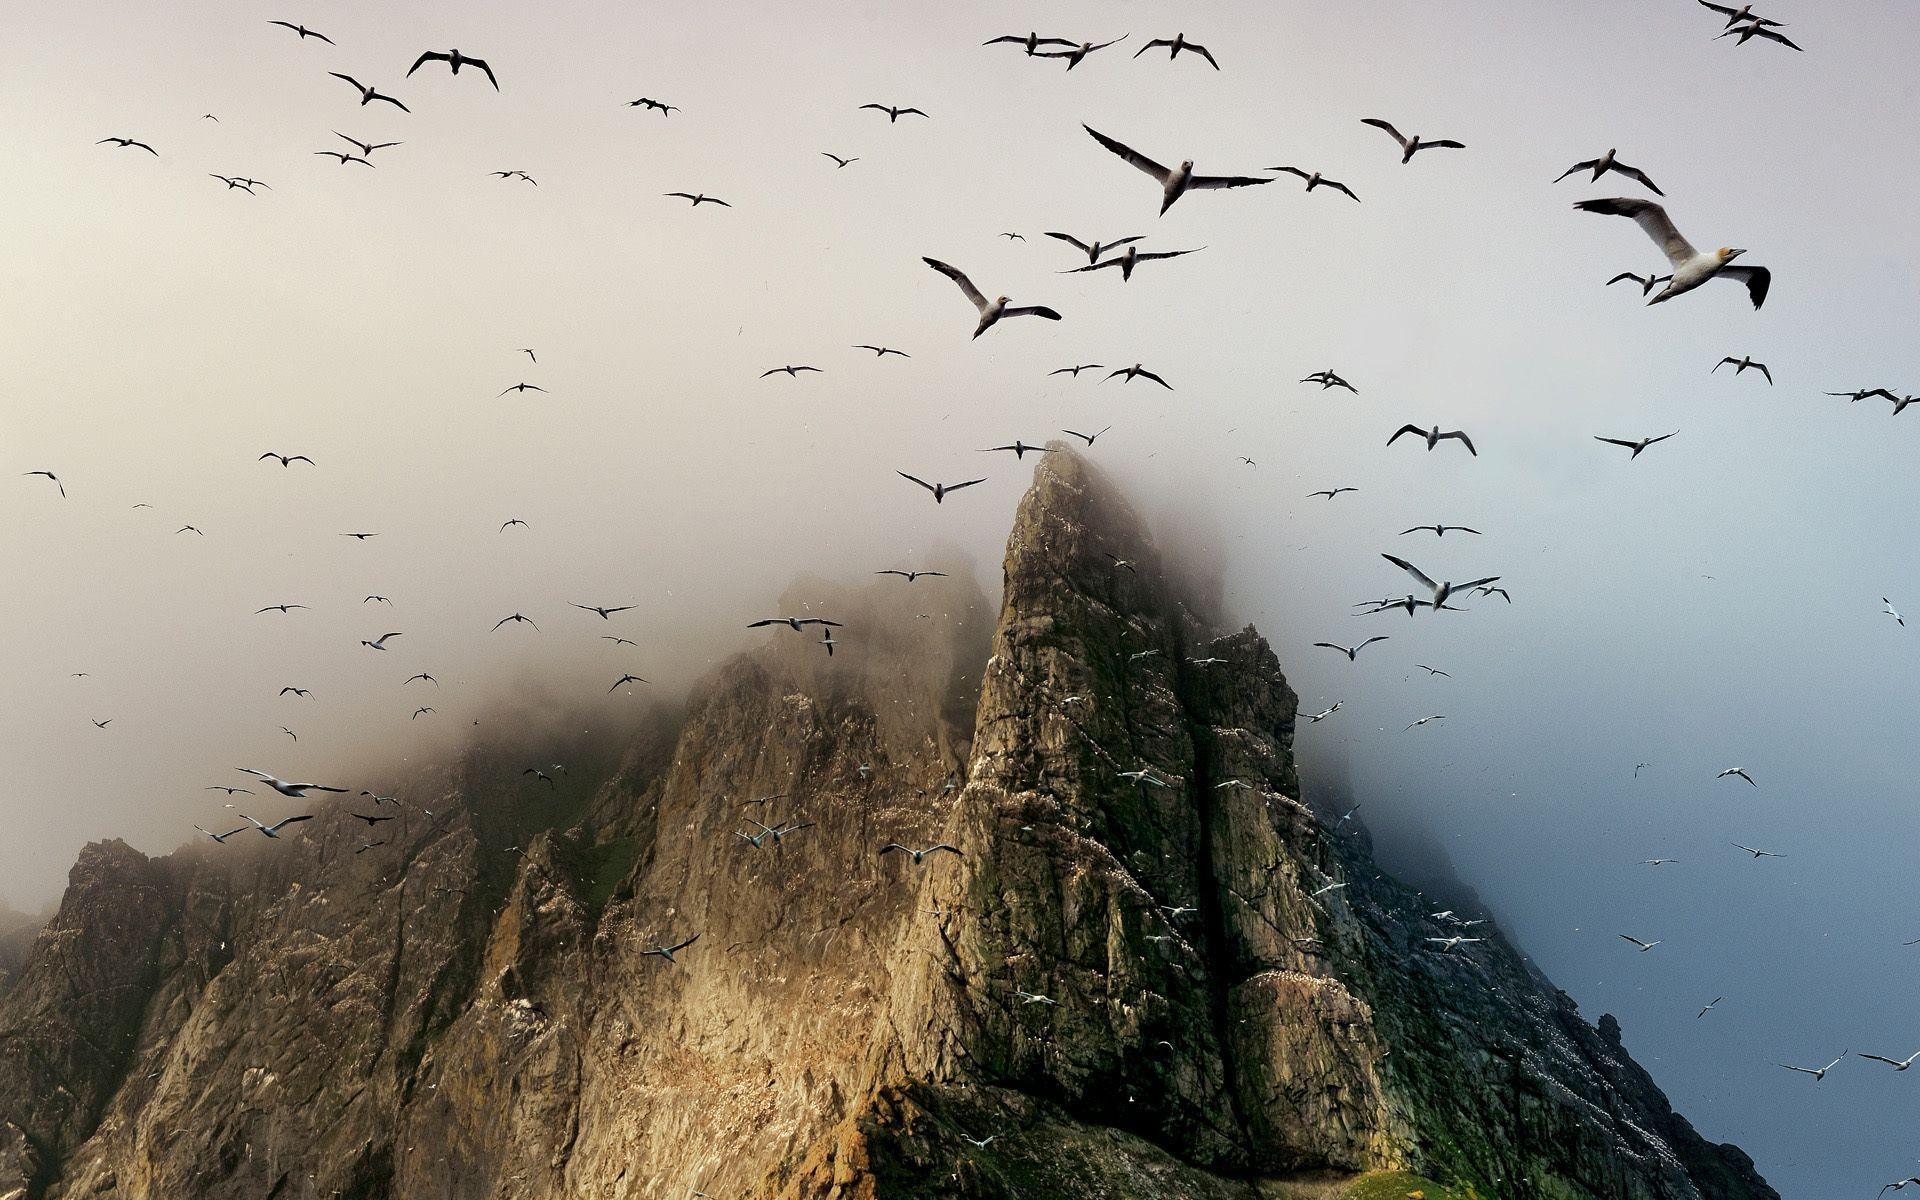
[313,148,367,166]
[1697,997,1723,1018]
[897,472,986,504]
[1012,989,1058,1006]
[259,452,314,467]
[209,174,261,193]
[1717,767,1758,786]
[608,674,648,692]
[492,612,539,631]
[602,636,638,647]
[523,768,556,788]
[500,518,530,531]
[1035,36,1129,70]
[1426,936,1483,952]
[1717,21,1802,50]
[1381,554,1499,609]
[194,824,249,844]
[361,632,402,650]
[853,345,908,357]
[760,364,820,378]
[1400,524,1480,537]
[406,707,434,720]
[979,442,1053,460]
[748,820,814,845]
[1061,427,1112,446]
[748,616,842,632]
[1268,167,1360,201]
[404,673,436,686]
[22,471,64,497]
[921,258,1062,338]
[278,687,312,698]
[1777,1053,1847,1081]
[1082,126,1269,215]
[1416,665,1451,678]
[1405,715,1447,730]
[1303,703,1343,723]
[255,604,307,614]
[625,97,678,115]
[1050,364,1105,377]
[1301,370,1359,393]
[1105,363,1171,389]
[1313,638,1389,661]
[1472,585,1511,604]
[347,812,395,828]
[1309,488,1359,500]
[268,20,333,42]
[1696,2,1786,27]
[1858,1051,1920,1071]
[334,132,401,157]
[1311,881,1348,898]
[176,525,206,536]
[821,152,859,168]
[407,49,499,89]
[859,104,928,123]
[1642,858,1681,866]
[490,170,537,186]
[1618,934,1661,952]
[355,842,386,855]
[1713,356,1772,384]
[1634,762,1652,778]
[1554,149,1663,195]
[340,533,379,541]
[1883,598,1905,627]
[574,604,635,619]
[999,232,1025,242]
[1878,1181,1920,1199]
[235,812,316,841]
[819,630,839,656]
[882,843,963,864]
[1574,198,1770,309]
[666,192,731,207]
[876,570,948,582]
[960,1133,1000,1149]
[641,934,700,964]
[206,786,253,795]
[1042,232,1144,264]
[1133,33,1219,69]
[982,31,1075,54]
[1361,118,1466,164]
[1388,425,1476,455]
[329,74,410,111]
[359,791,398,806]
[1064,245,1203,282]
[98,137,158,156]
[515,348,536,362]
[90,719,111,729]
[236,769,346,798]
[1607,271,1674,296]
[1884,394,1920,416]
[1595,432,1679,459]
[1731,843,1785,859]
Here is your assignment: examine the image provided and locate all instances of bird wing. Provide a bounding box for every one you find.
[1382,554,1439,592]
[1595,437,1637,449]
[1719,265,1770,310]
[1555,160,1601,182]
[1697,0,1739,13]
[1606,272,1646,286]
[1361,118,1409,148]
[1573,198,1697,267]
[1137,369,1172,388]
[1082,126,1170,183]
[1616,165,1664,195]
[1617,934,1649,948]
[1647,431,1679,445]
[1440,430,1477,455]
[1387,425,1424,446]
[879,843,910,855]
[1325,180,1361,201]
[1043,232,1092,253]
[1133,38,1173,55]
[1066,259,1121,275]
[1858,1054,1905,1067]
[1362,637,1389,648]
[472,57,499,89]
[897,472,937,494]
[407,50,448,76]
[1754,26,1802,48]
[945,479,987,493]
[1003,305,1063,322]
[1269,166,1311,180]
[1138,248,1201,262]
[922,258,987,311]
[667,933,700,953]
[330,72,365,89]
[1188,44,1220,69]
[1188,174,1270,191]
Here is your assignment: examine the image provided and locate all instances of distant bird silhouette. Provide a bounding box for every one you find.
[408,49,499,89]
[667,192,732,207]
[897,472,986,503]
[1083,125,1269,215]
[492,612,539,631]
[23,471,64,497]
[1313,637,1388,661]
[268,20,334,43]
[98,137,158,156]
[876,569,947,582]
[609,673,648,692]
[626,97,678,115]
[860,104,928,122]
[1713,356,1772,384]
[259,452,314,467]
[1388,425,1476,455]
[882,843,962,864]
[853,344,908,357]
[1361,118,1466,163]
[1595,432,1679,458]
[1555,149,1663,194]
[1607,271,1673,296]
[979,442,1053,459]
[1105,363,1171,389]
[1133,32,1219,69]
[1061,426,1112,445]
[642,934,699,963]
[361,632,402,650]
[1268,167,1360,201]
[761,364,821,378]
[500,518,529,531]
[329,74,410,111]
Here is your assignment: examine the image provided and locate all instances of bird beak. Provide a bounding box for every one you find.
[1726,247,1746,259]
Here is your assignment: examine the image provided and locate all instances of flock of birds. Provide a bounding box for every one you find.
[16,2,1917,1191]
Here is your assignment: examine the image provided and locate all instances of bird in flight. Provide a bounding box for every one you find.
[1050,364,1104,377]
[1382,554,1500,611]
[1303,703,1342,723]
[98,136,159,156]
[329,74,410,111]
[1405,715,1447,730]
[979,442,1053,460]
[335,132,402,157]
[1361,118,1466,164]
[1105,363,1171,389]
[361,632,402,650]
[209,174,262,193]
[626,97,677,115]
[666,192,731,207]
[1595,432,1679,458]
[609,673,648,692]
[408,49,499,89]
[1717,767,1758,786]
[1061,427,1112,446]
[194,824,249,844]
[255,604,307,614]
[1607,271,1673,296]
[259,452,314,467]
[23,471,64,497]
[1731,843,1785,859]
[492,612,539,631]
[1043,232,1144,265]
[602,637,639,647]
[1858,1051,1920,1071]
[404,673,436,686]
[1309,488,1358,500]
[340,532,379,540]
[500,518,530,531]
[1555,149,1663,195]
[897,472,986,503]
[881,843,963,864]
[314,150,372,166]
[748,616,842,631]
[999,232,1025,242]
[1400,524,1480,537]
[1574,198,1770,309]
[1777,1053,1847,1081]
[1301,370,1359,393]
[91,719,112,729]
[1134,32,1219,69]
[1083,126,1269,215]
[574,604,634,619]
[1035,36,1129,70]
[1883,598,1905,627]
[490,170,537,186]
[859,104,928,122]
[876,569,947,582]
[1618,934,1661,953]
[1313,637,1388,661]
[1713,356,1772,384]
[1064,244,1203,282]
[821,152,859,168]
[1388,425,1476,455]
[1717,21,1802,50]
[236,768,346,798]
[852,344,908,357]
[982,31,1074,54]
[1415,665,1451,677]
[921,258,1062,338]
[268,20,333,43]
[761,364,821,378]
[641,934,700,964]
[1697,2,1785,27]
[1268,167,1360,201]
[279,687,312,698]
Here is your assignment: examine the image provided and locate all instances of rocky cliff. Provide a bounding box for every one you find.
[0,449,1775,1200]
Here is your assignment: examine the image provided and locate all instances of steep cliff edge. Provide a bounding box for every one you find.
[0,449,1774,1200]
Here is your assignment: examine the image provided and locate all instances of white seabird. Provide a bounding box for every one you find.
[1574,198,1771,309]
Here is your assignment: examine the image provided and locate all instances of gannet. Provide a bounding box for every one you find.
[1106,363,1172,389]
[609,674,647,692]
[897,472,986,503]
[1043,232,1144,264]
[1883,598,1905,627]
[859,104,928,122]
[1309,488,1359,499]
[268,20,334,42]
[1713,356,1772,384]
[1618,934,1661,952]
[748,616,842,630]
[1697,996,1723,1017]
[625,97,677,115]
[259,452,314,466]
[1697,2,1786,27]
[1304,703,1342,723]
[1575,198,1771,308]
[1731,843,1784,858]
[1405,715,1447,730]
[853,344,908,357]
[335,133,401,157]
[1381,555,1499,608]
[1050,364,1104,377]
[981,32,1074,54]
[361,632,401,650]
[1858,1051,1920,1071]
[491,612,539,631]
[1717,22,1802,50]
[1388,425,1476,455]
[1133,33,1219,69]
[1064,244,1202,282]
[1595,431,1679,458]
[329,73,410,111]
[1555,149,1663,195]
[1608,271,1673,296]
[23,471,65,497]
[1777,1053,1846,1081]
[237,769,346,798]
[98,137,159,156]
[921,258,1061,337]
[641,934,699,963]
[881,843,962,864]
[1268,167,1359,201]
[1083,126,1270,215]
[1313,637,1388,661]
[760,364,820,378]
[822,153,858,168]
[1034,37,1128,70]
[1400,524,1481,536]
[408,49,499,89]
[666,192,731,207]
[876,569,948,581]
[195,824,249,843]
[1302,370,1359,392]
[238,813,315,839]
[1061,426,1112,445]
[1361,119,1465,164]
[1717,767,1758,786]
[979,442,1053,459]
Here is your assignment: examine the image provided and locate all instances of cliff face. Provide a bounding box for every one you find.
[0,449,1774,1200]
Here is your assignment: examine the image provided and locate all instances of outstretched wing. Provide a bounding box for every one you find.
[1082,126,1170,184]
[1044,231,1092,253]
[896,472,937,494]
[1720,265,1770,310]
[1381,554,1439,593]
[1189,174,1270,191]
[406,50,449,77]
[1003,305,1063,321]
[1555,159,1601,182]
[1573,198,1697,267]
[1361,117,1408,148]
[1616,164,1664,195]
[922,258,987,311]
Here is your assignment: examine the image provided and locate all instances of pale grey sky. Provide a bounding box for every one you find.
[5,1,1917,1193]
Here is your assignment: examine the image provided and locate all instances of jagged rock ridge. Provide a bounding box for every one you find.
[0,448,1774,1200]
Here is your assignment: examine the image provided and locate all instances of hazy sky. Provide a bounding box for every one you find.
[5,1,1918,1193]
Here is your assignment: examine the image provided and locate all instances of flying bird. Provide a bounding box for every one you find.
[1313,637,1389,661]
[1883,598,1904,627]
[1302,370,1359,393]
[666,192,732,207]
[881,843,963,864]
[853,345,908,357]
[1388,425,1476,455]
[1309,488,1358,500]
[760,364,820,378]
[1858,1051,1920,1071]
[1731,843,1785,859]
[340,532,379,540]
[1554,149,1663,195]
[921,258,1062,338]
[1595,432,1679,458]
[404,673,437,686]
[90,719,111,729]
[1697,998,1724,1019]
[268,20,334,42]
[329,74,410,111]
[1035,36,1128,70]
[1042,232,1144,264]
[1064,244,1203,282]
[821,152,859,168]
[194,824,249,844]
[1082,125,1269,215]
[278,687,311,698]
[626,97,677,114]
[492,612,539,631]
[1133,32,1219,69]
[747,617,842,631]
[235,769,346,798]
[259,452,314,467]
[982,31,1074,54]
[335,132,401,157]
[98,137,158,155]
[979,442,1053,460]
[574,604,634,619]
[1713,356,1772,384]
[1405,715,1447,730]
[1717,767,1758,786]
[23,471,64,497]
[410,707,434,719]
[1777,1053,1847,1081]
[1268,167,1360,201]
[897,472,986,503]
[500,518,529,531]
[1697,2,1786,27]
[1105,363,1171,389]
[1415,665,1451,677]
[1717,21,1802,50]
[1303,703,1343,723]
[1361,118,1466,163]
[361,632,402,650]
[1061,427,1112,446]
[859,104,928,122]
[876,569,947,582]
[641,934,700,963]
[255,604,307,614]
[1050,364,1104,377]
[1381,555,1500,609]
[408,49,499,89]
[1618,934,1661,952]
[609,674,648,692]
[1574,198,1770,309]
[1400,524,1480,536]
[1607,271,1673,296]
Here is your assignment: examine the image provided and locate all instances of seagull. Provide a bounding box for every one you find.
[1717,767,1758,786]
[608,674,648,692]
[1608,271,1674,296]
[1042,232,1144,265]
[1361,118,1466,164]
[1309,488,1359,500]
[335,132,401,157]
[1697,996,1723,1018]
[255,604,307,614]
[859,104,928,122]
[194,824,249,844]
[1064,244,1203,282]
[268,20,333,42]
[23,471,64,496]
[982,31,1074,54]
[1883,598,1905,627]
[881,843,962,864]
[625,97,678,114]
[1777,1053,1847,1081]
[1061,427,1112,446]
[641,934,700,963]
[1036,36,1129,70]
[1858,1051,1920,1071]
[1133,32,1219,69]
[279,687,312,698]
[1731,843,1785,859]
[853,345,908,357]
[329,74,410,111]
[1051,364,1105,377]
[314,150,373,166]
[573,604,634,619]
[1554,149,1663,195]
[236,769,346,798]
[98,137,159,155]
[980,442,1053,460]
[1717,21,1802,50]
[1618,934,1661,953]
[760,364,821,378]
[921,258,1062,338]
[1388,425,1476,455]
[500,518,529,531]
[259,452,314,467]
[1105,363,1171,389]
[1303,703,1342,723]
[876,569,948,582]
[409,707,435,720]
[1415,665,1451,677]
[1313,637,1388,661]
[1400,524,1481,537]
[822,152,859,168]
[1404,715,1447,730]
[1595,432,1679,459]
[1083,126,1269,215]
[1381,554,1499,608]
[492,612,539,631]
[1268,167,1360,201]
[666,192,731,207]
[1713,356,1772,384]
[404,674,437,686]
[407,49,499,89]
[1697,2,1786,27]
[1302,370,1359,393]
[361,632,402,650]
[1574,198,1770,309]
[897,472,986,503]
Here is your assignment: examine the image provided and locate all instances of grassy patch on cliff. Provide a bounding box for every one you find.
[1334,1172,1476,1200]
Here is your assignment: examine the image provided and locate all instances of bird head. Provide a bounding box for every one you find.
[1179,159,1195,172]
[1718,247,1746,262]
[995,295,1010,305]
